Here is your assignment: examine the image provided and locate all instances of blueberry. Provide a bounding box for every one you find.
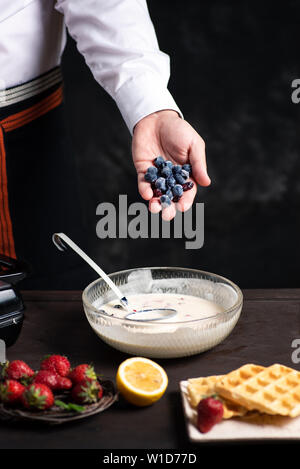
[175,173,186,185]
[161,166,172,178]
[181,169,189,180]
[166,189,174,200]
[182,164,192,175]
[166,176,176,188]
[154,156,165,169]
[155,177,167,192]
[172,165,182,174]
[164,160,173,169]
[144,172,157,183]
[173,184,183,197]
[147,166,158,175]
[182,181,194,192]
[160,194,172,208]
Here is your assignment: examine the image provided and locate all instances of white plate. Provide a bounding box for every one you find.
[180,381,300,443]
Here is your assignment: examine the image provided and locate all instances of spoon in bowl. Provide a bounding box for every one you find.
[52,232,129,310]
[52,233,177,322]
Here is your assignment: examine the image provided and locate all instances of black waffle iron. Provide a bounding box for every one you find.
[0,255,27,347]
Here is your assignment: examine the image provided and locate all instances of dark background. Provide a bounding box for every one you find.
[23,0,300,290]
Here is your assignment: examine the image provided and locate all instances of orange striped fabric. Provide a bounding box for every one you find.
[0,85,63,258]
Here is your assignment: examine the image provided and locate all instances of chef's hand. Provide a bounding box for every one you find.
[132,110,211,221]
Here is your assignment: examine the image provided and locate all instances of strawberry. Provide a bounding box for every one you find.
[33,370,59,390]
[0,380,25,404]
[197,396,224,433]
[33,370,72,391]
[68,364,97,385]
[56,376,72,390]
[21,383,54,410]
[2,360,34,381]
[71,379,103,404]
[40,355,70,377]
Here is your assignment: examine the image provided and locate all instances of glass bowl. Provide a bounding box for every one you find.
[82,267,243,359]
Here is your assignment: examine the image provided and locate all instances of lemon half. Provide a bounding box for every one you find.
[116,357,168,407]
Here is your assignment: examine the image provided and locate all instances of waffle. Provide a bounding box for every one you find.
[187,375,247,419]
[187,375,222,407]
[215,363,300,417]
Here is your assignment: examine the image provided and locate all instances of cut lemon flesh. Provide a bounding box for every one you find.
[116,357,168,407]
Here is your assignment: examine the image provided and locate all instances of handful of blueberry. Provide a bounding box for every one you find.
[144,156,194,208]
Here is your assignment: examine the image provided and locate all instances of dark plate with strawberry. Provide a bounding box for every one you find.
[0,356,118,425]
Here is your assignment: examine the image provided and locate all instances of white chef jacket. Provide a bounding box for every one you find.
[0,0,181,133]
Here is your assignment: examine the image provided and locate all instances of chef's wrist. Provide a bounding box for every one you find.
[133,109,181,134]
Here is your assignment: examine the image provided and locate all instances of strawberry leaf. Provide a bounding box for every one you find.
[55,400,85,413]
[68,403,85,412]
[41,354,52,362]
[201,393,221,400]
[55,399,69,410]
[20,376,34,386]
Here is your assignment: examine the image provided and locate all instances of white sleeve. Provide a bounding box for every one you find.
[55,0,182,134]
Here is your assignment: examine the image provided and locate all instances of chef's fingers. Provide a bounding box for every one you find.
[176,180,197,212]
[161,202,176,221]
[137,172,153,200]
[188,137,211,187]
[149,198,162,213]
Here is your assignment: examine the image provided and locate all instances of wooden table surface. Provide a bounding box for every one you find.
[1,289,300,449]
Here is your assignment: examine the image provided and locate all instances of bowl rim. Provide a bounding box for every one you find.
[82,267,243,326]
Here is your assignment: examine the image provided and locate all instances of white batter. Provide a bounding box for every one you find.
[101,293,224,323]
